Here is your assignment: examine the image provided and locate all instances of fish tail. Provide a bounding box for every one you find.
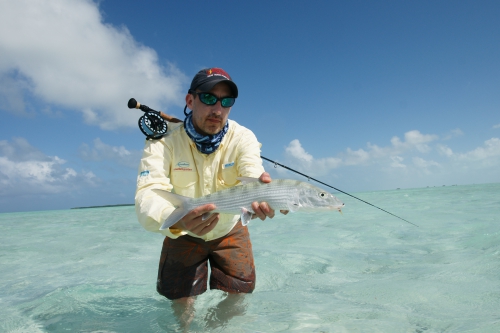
[153,189,191,230]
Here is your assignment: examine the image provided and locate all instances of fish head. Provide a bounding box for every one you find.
[297,183,345,211]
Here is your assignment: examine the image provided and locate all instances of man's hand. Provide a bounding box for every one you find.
[251,172,289,220]
[170,204,219,236]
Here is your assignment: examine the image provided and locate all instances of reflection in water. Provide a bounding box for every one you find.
[162,293,248,332]
[204,293,248,330]
[171,296,197,332]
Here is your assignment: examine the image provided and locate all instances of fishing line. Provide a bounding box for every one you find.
[128,98,418,227]
[260,156,419,227]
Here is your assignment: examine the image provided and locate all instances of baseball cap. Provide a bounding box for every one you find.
[189,68,238,98]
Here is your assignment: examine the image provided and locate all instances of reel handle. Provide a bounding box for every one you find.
[128,98,182,123]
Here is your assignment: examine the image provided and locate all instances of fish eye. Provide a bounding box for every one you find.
[319,192,326,198]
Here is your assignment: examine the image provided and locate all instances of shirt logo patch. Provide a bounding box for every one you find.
[223,162,235,169]
[174,161,192,171]
[140,170,150,177]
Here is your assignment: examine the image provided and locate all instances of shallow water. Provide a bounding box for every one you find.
[1,183,499,332]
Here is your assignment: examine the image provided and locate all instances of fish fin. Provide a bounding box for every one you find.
[152,189,191,230]
[240,207,253,226]
[338,208,343,215]
[160,208,188,230]
[236,177,261,185]
[152,189,187,207]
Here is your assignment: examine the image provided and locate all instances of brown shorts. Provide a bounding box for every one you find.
[156,221,256,300]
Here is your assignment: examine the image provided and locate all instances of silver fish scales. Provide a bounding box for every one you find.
[157,177,345,230]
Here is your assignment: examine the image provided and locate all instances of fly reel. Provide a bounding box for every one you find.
[128,98,168,140]
[138,111,168,140]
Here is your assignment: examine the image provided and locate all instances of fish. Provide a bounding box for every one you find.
[155,177,345,230]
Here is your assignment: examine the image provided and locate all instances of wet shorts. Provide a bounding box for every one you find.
[156,221,256,300]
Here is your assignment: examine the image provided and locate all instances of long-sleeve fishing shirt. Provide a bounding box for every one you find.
[135,120,265,241]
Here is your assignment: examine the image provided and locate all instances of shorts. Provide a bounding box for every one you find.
[156,221,256,300]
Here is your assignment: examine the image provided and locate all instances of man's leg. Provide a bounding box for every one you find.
[156,235,210,329]
[202,222,255,328]
[171,296,196,331]
[209,222,256,294]
[204,292,248,329]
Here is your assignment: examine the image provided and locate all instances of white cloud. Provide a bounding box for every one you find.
[284,130,440,175]
[443,128,464,140]
[344,148,371,165]
[0,138,97,196]
[79,138,142,168]
[0,0,187,129]
[390,130,439,153]
[436,144,454,157]
[285,139,313,163]
[412,157,440,174]
[436,138,500,165]
[390,156,406,168]
[456,138,500,162]
[282,139,342,177]
[281,130,500,188]
[493,124,500,129]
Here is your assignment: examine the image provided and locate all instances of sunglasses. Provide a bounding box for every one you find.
[195,92,235,108]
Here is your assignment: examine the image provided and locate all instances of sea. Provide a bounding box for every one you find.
[1,183,499,333]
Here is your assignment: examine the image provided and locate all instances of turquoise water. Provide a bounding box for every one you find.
[1,183,499,332]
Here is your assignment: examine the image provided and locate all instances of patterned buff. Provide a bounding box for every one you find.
[184,112,228,154]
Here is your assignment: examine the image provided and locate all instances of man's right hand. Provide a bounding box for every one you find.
[170,204,219,236]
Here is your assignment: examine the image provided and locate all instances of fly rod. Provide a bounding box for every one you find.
[128,98,418,227]
[260,156,419,227]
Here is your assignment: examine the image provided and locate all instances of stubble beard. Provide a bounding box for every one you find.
[194,116,223,136]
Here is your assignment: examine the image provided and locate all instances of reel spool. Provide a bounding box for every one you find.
[138,112,168,140]
[128,98,168,140]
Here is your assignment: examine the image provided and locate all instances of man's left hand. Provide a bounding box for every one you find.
[251,172,289,220]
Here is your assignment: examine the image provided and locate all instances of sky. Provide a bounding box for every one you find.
[0,0,499,213]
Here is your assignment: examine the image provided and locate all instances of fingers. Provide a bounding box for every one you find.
[178,203,219,236]
[189,212,219,236]
[251,201,275,220]
[258,172,272,184]
[182,203,216,223]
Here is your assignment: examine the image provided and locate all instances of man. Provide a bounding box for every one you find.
[135,67,286,327]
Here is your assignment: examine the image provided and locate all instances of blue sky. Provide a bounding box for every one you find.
[1,0,499,213]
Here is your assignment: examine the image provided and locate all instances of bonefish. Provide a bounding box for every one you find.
[155,177,345,230]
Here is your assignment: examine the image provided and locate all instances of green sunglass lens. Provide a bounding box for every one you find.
[200,94,217,105]
[221,98,235,107]
[198,93,235,107]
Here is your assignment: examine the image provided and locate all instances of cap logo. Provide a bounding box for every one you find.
[206,68,231,80]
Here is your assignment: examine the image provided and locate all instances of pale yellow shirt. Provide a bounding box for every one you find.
[135,120,265,241]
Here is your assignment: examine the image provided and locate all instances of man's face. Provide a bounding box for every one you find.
[186,82,232,136]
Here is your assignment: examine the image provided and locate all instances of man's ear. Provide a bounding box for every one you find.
[186,93,194,110]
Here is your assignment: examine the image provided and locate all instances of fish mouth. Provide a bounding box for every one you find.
[326,204,345,210]
[302,204,345,212]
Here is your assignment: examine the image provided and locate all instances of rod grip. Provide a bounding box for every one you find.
[128,98,182,123]
[127,98,138,109]
[128,98,154,112]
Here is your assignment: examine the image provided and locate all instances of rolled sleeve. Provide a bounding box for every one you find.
[135,139,182,238]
